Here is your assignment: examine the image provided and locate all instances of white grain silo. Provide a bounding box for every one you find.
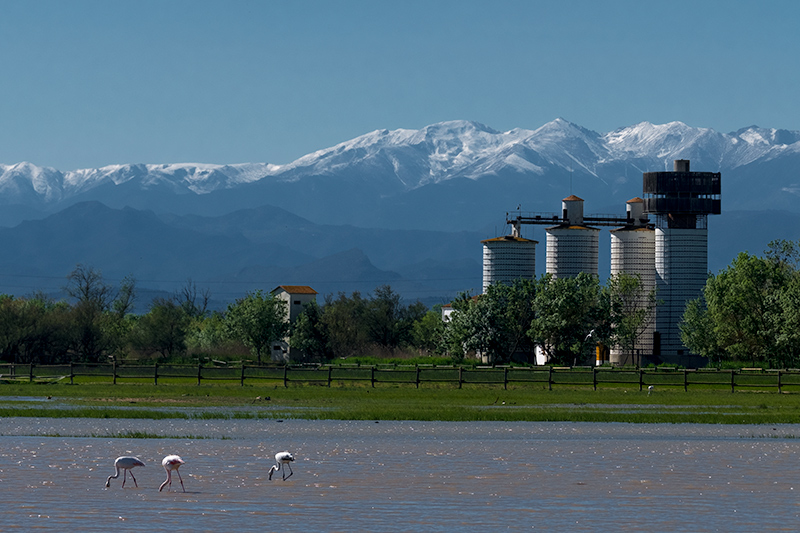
[609,197,655,365]
[643,160,721,365]
[545,195,599,278]
[481,232,538,292]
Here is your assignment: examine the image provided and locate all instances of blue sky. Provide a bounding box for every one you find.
[1,0,798,170]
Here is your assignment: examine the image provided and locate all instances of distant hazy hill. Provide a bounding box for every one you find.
[0,201,482,307]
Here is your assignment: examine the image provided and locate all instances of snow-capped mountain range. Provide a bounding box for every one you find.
[1,118,800,306]
[3,119,800,221]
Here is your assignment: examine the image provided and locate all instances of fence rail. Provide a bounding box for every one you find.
[2,363,800,393]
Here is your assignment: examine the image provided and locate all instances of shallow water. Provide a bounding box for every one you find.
[1,419,799,531]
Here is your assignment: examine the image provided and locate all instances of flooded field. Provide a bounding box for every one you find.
[1,419,799,531]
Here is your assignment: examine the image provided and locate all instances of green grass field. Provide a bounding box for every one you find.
[2,381,800,424]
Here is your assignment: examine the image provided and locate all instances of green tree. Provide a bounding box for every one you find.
[0,294,72,364]
[412,306,446,356]
[607,272,657,365]
[186,311,230,354]
[365,285,427,353]
[441,278,538,364]
[131,298,190,360]
[225,290,289,364]
[765,270,800,367]
[63,265,137,362]
[689,252,786,365]
[289,300,331,362]
[65,265,114,361]
[680,297,723,365]
[320,292,370,358]
[530,273,609,365]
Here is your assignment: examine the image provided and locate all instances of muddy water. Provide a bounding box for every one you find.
[1,419,799,531]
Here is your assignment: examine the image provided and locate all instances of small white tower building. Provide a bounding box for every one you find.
[270,285,318,362]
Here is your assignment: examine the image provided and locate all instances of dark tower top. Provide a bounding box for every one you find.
[642,159,721,229]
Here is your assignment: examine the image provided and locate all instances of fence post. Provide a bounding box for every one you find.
[504,367,508,391]
[283,366,288,388]
[241,365,246,387]
[548,366,553,391]
[113,360,117,385]
[731,370,735,393]
[29,363,34,383]
[371,366,375,388]
[684,369,688,392]
[638,369,643,392]
[328,366,332,387]
[778,370,782,394]
[415,366,420,389]
[70,362,74,385]
[154,362,158,385]
[197,363,202,386]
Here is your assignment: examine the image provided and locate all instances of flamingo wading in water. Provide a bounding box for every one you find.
[268,451,295,481]
[105,456,145,488]
[159,455,186,492]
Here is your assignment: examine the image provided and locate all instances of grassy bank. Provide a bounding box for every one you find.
[2,381,800,424]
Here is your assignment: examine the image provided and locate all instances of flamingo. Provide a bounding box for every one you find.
[159,455,186,492]
[105,456,145,488]
[268,451,295,481]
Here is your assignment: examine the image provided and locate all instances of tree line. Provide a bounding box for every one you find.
[14,239,798,369]
[0,266,436,365]
[0,264,660,367]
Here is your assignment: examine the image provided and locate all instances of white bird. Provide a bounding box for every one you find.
[159,455,186,492]
[648,385,654,396]
[105,456,145,488]
[268,451,295,481]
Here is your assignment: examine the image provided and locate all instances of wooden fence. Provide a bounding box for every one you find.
[2,363,800,393]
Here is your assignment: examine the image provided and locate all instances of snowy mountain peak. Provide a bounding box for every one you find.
[2,119,800,208]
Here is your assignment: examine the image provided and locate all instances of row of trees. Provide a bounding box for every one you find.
[0,266,292,365]
[440,272,656,365]
[0,263,661,366]
[0,266,438,365]
[680,240,800,368]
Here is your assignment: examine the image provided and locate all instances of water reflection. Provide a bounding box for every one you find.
[1,420,799,531]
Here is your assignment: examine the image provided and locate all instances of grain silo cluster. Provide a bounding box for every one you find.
[483,160,721,366]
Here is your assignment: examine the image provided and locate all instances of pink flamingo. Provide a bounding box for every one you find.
[159,455,186,492]
[268,451,295,481]
[105,456,145,488]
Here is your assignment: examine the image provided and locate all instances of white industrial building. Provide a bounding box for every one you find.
[481,235,537,293]
[545,195,600,278]
[484,160,720,367]
[609,198,656,365]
